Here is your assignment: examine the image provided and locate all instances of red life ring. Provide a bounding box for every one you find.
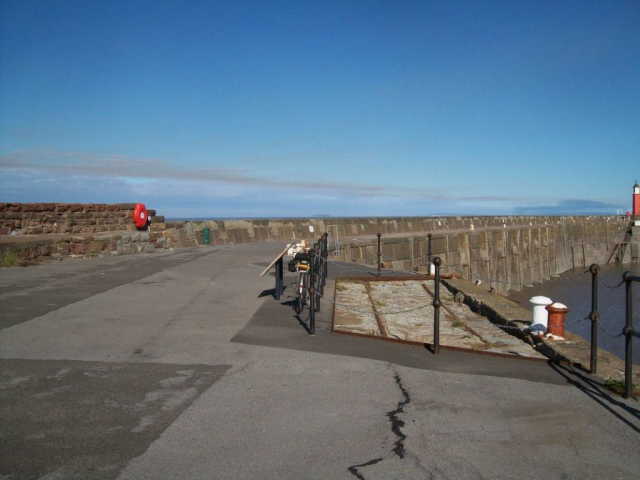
[134,203,148,229]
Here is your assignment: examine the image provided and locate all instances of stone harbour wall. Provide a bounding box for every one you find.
[0,203,173,264]
[336,219,630,294]
[177,215,627,246]
[0,202,166,235]
[0,204,631,274]
[0,232,172,265]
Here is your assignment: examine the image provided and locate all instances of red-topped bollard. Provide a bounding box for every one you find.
[546,302,569,338]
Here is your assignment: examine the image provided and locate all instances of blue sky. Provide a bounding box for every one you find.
[1,0,638,218]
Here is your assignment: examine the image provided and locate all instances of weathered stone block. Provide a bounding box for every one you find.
[55,242,70,254]
[4,203,22,213]
[68,203,85,212]
[117,203,137,210]
[22,204,41,213]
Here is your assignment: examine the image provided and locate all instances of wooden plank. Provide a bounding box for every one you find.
[259,244,291,277]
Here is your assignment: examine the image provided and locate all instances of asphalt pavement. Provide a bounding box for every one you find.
[1,243,639,480]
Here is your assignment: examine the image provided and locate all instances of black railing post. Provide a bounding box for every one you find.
[589,264,599,374]
[318,238,325,296]
[314,242,322,303]
[314,242,320,275]
[309,249,316,335]
[318,236,324,288]
[323,232,329,279]
[427,233,433,270]
[433,256,442,355]
[622,271,638,399]
[377,233,382,276]
[275,257,283,300]
[323,233,328,286]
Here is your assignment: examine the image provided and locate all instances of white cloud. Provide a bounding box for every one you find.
[5,147,602,217]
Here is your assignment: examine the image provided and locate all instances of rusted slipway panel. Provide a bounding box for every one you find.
[332,278,545,360]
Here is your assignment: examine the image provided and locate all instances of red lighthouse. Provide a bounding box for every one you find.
[634,181,640,217]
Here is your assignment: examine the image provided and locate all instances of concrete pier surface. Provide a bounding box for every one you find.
[1,243,639,480]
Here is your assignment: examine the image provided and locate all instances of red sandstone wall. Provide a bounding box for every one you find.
[0,203,165,235]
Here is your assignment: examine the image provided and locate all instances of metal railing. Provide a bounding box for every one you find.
[622,272,639,399]
[332,233,638,391]
[278,232,638,394]
[306,233,328,336]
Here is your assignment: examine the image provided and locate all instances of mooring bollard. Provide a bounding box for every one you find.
[529,296,553,334]
[546,302,569,337]
[433,256,442,354]
[589,264,600,374]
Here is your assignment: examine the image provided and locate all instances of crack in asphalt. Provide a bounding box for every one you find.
[387,372,410,459]
[347,458,383,480]
[347,370,412,479]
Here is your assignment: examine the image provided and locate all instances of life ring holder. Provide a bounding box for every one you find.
[134,203,148,230]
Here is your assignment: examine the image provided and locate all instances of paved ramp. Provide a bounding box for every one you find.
[1,245,639,480]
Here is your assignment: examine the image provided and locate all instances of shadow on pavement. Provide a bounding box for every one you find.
[549,362,640,434]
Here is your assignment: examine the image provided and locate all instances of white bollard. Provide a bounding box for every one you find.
[530,296,553,333]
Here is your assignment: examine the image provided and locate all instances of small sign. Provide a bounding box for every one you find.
[309,226,315,233]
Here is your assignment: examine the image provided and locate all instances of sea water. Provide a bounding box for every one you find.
[507,263,640,363]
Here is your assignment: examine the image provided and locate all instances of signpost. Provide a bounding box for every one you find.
[260,244,291,300]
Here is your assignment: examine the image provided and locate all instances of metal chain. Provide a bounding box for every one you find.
[598,276,625,290]
[316,281,601,338]
[564,315,590,325]
[597,321,624,339]
[494,323,523,332]
[318,290,530,333]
